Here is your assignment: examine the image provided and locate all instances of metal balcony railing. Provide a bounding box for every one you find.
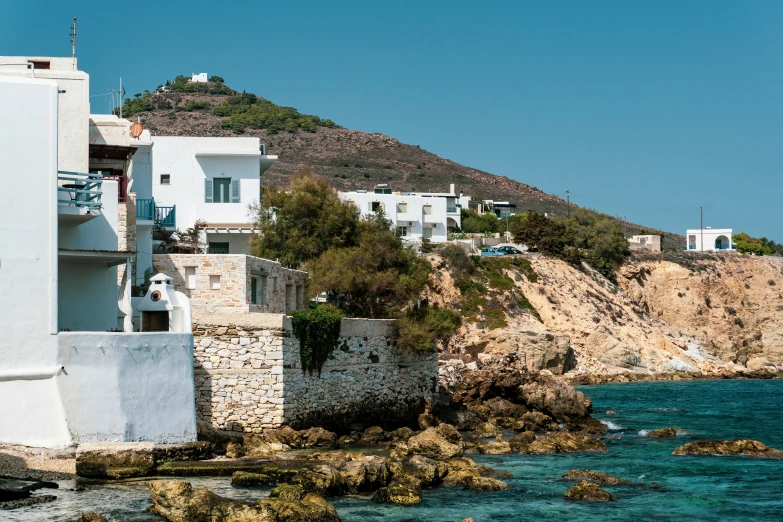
[136,198,156,221]
[155,206,176,228]
[447,206,458,213]
[57,171,103,209]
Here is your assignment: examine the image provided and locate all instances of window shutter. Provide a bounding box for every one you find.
[204,179,213,203]
[231,179,240,203]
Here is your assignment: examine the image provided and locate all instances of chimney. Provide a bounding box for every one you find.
[449,183,455,195]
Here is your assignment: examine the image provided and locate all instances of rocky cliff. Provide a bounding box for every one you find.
[433,252,783,382]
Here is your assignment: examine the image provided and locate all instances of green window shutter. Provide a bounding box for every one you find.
[231,179,240,203]
[204,179,213,203]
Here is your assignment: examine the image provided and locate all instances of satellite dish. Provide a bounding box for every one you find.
[130,121,144,139]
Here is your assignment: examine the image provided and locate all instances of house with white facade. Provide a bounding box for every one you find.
[191,72,208,83]
[0,58,196,448]
[686,228,734,252]
[150,136,277,255]
[629,234,661,252]
[340,183,470,242]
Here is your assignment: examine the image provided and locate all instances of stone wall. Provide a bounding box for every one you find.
[192,312,438,433]
[118,196,137,284]
[152,254,307,313]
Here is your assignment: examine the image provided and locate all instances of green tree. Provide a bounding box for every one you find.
[250,170,361,267]
[305,212,432,319]
[511,210,568,255]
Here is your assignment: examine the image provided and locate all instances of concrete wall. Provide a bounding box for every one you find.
[205,232,253,255]
[192,314,437,433]
[57,332,197,443]
[152,254,307,313]
[0,76,71,447]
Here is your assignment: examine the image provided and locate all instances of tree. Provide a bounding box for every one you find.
[305,212,431,319]
[250,170,361,267]
[511,210,567,255]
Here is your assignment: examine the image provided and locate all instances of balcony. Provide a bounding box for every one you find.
[447,206,458,213]
[137,198,176,228]
[58,170,103,226]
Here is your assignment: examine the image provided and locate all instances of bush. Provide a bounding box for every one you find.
[397,305,462,354]
[290,305,344,373]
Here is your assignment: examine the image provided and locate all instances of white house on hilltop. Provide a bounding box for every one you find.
[686,228,734,252]
[150,136,278,255]
[0,58,197,448]
[191,72,208,83]
[340,183,470,242]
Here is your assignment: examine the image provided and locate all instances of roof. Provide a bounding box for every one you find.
[58,249,133,267]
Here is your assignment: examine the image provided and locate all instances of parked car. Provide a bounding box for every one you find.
[496,246,523,255]
[480,246,504,257]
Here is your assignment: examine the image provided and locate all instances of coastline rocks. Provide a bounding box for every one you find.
[508,431,536,453]
[512,411,557,432]
[149,479,340,522]
[407,426,464,458]
[473,421,500,438]
[72,513,109,522]
[525,432,606,454]
[440,457,509,491]
[371,485,421,504]
[562,470,631,486]
[646,428,679,439]
[672,439,783,459]
[75,443,155,479]
[477,435,512,455]
[564,480,616,502]
[341,455,389,493]
[520,372,593,421]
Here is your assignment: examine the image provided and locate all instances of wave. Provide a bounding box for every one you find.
[645,407,684,412]
[638,429,649,436]
[601,420,624,430]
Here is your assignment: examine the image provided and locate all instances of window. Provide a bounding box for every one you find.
[370,201,384,212]
[30,61,50,70]
[397,202,408,213]
[251,277,258,304]
[160,174,171,185]
[209,242,229,254]
[205,178,240,203]
[210,275,221,290]
[397,226,409,237]
[422,227,433,239]
[185,267,196,289]
[688,235,696,250]
[423,205,433,215]
[259,144,266,155]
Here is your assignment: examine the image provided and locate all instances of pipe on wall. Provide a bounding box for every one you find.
[0,367,62,382]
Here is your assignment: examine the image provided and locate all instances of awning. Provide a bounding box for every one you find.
[89,144,136,160]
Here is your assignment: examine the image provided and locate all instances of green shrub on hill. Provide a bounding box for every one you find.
[733,232,783,256]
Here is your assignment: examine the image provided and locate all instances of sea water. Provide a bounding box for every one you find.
[7,379,783,521]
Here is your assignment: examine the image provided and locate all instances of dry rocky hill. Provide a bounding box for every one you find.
[125,78,680,246]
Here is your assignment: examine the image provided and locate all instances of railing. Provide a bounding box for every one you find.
[155,206,176,228]
[58,171,103,209]
[136,198,156,221]
[715,244,732,250]
[447,206,458,213]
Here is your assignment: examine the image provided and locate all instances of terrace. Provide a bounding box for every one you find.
[136,197,177,228]
[57,170,103,226]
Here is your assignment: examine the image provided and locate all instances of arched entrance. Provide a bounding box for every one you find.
[715,235,730,250]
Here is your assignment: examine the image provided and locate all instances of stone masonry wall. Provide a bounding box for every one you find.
[153,254,307,313]
[192,312,437,433]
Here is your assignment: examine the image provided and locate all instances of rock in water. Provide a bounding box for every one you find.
[564,480,616,502]
[646,428,679,439]
[149,480,340,522]
[525,432,606,454]
[407,426,464,457]
[562,470,632,486]
[72,513,108,522]
[672,439,783,459]
[371,485,422,504]
[75,442,155,479]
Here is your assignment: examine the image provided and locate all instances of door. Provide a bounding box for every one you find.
[213,178,231,203]
[251,277,258,304]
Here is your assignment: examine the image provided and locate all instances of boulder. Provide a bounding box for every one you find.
[269,483,306,501]
[371,485,421,504]
[407,427,463,458]
[241,436,279,458]
[291,464,346,496]
[477,435,512,455]
[473,421,500,438]
[0,495,57,510]
[646,428,679,439]
[512,411,557,432]
[562,470,631,486]
[526,432,606,454]
[359,426,387,445]
[390,427,414,441]
[75,442,155,479]
[482,397,527,419]
[508,431,536,453]
[440,457,509,491]
[564,480,616,502]
[149,479,340,522]
[72,513,108,522]
[298,428,337,449]
[672,439,783,459]
[341,456,389,493]
[520,372,592,421]
[0,476,58,502]
[418,413,437,429]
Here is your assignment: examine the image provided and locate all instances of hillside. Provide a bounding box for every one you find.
[123,76,681,246]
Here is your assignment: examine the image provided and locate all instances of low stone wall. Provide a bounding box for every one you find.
[192,312,437,433]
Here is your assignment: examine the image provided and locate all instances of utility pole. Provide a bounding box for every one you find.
[70,18,77,70]
[566,190,570,218]
[119,77,123,119]
[624,215,627,238]
[700,206,703,252]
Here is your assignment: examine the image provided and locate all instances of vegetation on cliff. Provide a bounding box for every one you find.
[732,232,783,256]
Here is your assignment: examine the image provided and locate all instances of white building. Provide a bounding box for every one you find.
[686,228,734,252]
[0,59,196,448]
[191,72,208,83]
[150,136,277,255]
[340,184,469,243]
[629,234,661,252]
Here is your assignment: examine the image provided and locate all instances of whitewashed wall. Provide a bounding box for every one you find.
[57,332,197,443]
[0,76,71,447]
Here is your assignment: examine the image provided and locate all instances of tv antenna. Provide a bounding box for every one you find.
[70,17,77,70]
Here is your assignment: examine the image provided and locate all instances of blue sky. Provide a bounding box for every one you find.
[4,1,782,238]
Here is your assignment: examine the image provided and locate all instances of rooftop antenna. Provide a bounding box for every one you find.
[70,17,77,70]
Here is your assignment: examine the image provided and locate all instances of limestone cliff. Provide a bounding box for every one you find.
[431,251,783,382]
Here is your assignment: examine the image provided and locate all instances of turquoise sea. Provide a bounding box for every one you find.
[7,379,783,521]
